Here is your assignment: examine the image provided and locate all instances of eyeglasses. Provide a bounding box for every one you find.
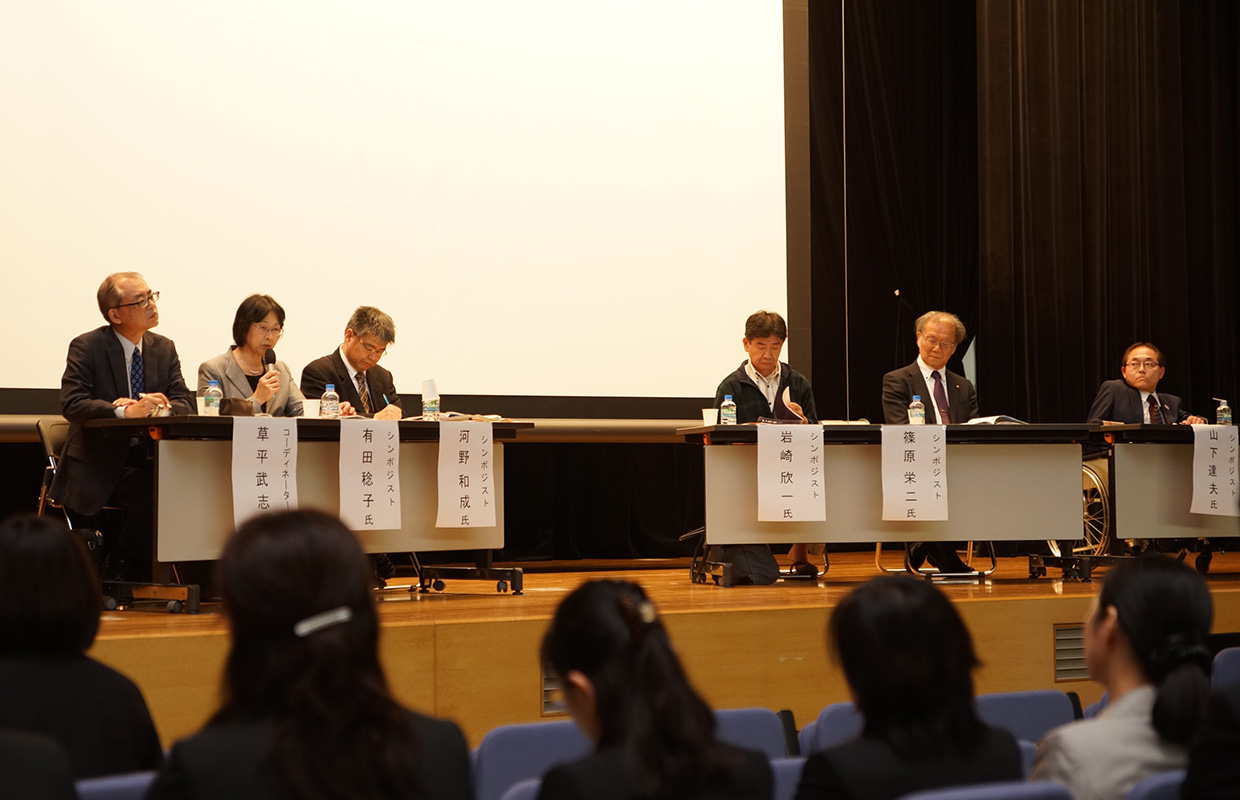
[112,291,160,311]
[1125,359,1161,370]
[922,336,956,351]
[359,340,388,357]
[253,324,284,339]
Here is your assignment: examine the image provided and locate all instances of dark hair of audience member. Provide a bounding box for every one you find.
[1097,555,1213,745]
[541,580,739,797]
[230,294,286,348]
[0,514,100,656]
[213,510,420,800]
[830,576,984,759]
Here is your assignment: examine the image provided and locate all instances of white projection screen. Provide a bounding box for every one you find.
[0,1,788,402]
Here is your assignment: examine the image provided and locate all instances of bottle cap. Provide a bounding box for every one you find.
[208,380,218,386]
[724,395,732,401]
[912,395,921,401]
[326,384,335,390]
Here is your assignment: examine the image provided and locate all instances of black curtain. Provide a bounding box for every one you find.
[810,1,1238,423]
[811,0,980,423]
[976,0,1240,421]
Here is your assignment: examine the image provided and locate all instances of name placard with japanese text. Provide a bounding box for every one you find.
[756,425,826,522]
[231,416,299,528]
[339,419,401,530]
[1190,425,1239,516]
[882,425,948,521]
[436,421,496,528]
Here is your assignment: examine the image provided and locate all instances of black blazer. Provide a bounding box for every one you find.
[147,710,471,800]
[0,654,163,780]
[793,726,1022,800]
[0,731,76,800]
[881,362,979,425]
[52,325,194,515]
[1182,682,1240,800]
[300,350,402,417]
[537,743,772,800]
[1087,379,1189,424]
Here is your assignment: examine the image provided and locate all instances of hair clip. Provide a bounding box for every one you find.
[293,605,353,638]
[636,600,657,625]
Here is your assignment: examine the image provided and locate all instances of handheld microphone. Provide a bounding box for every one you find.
[263,350,277,414]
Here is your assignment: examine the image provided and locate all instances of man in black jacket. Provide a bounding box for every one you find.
[713,310,824,579]
[1087,342,1205,425]
[301,306,403,420]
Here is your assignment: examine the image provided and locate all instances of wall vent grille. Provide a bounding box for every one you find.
[1054,624,1089,681]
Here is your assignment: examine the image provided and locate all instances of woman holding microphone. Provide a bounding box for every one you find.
[198,294,305,416]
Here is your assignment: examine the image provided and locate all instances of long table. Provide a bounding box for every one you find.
[83,417,530,564]
[682,424,1091,545]
[1097,425,1239,541]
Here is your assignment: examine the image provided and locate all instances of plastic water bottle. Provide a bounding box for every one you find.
[320,384,340,419]
[202,380,223,416]
[908,395,926,425]
[1217,398,1232,425]
[422,395,440,421]
[720,395,737,425]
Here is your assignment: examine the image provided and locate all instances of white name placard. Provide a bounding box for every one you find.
[436,421,496,528]
[231,416,299,528]
[756,424,826,522]
[1191,425,1240,516]
[882,425,948,521]
[339,419,401,530]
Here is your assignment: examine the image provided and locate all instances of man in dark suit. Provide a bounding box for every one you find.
[300,306,403,420]
[51,273,195,580]
[1087,342,1206,425]
[881,311,979,574]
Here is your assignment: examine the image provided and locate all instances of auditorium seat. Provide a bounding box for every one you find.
[1212,646,1240,688]
[474,720,591,800]
[75,770,157,800]
[1018,740,1036,777]
[770,756,805,800]
[976,690,1076,743]
[715,707,790,758]
[1083,691,1109,719]
[804,701,864,753]
[899,780,1074,800]
[475,707,790,800]
[1122,769,1185,800]
[497,778,542,800]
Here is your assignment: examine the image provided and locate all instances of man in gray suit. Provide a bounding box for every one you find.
[52,272,195,580]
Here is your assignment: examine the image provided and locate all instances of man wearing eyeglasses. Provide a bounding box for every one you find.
[300,306,403,421]
[1087,343,1206,425]
[52,272,195,581]
[881,310,979,574]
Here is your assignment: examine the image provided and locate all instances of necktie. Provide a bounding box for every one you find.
[931,371,951,424]
[130,347,145,399]
[356,372,371,415]
[1148,394,1163,424]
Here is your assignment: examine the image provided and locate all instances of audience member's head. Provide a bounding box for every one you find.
[542,579,735,796]
[830,575,983,758]
[0,514,100,657]
[1087,555,1213,745]
[215,509,419,799]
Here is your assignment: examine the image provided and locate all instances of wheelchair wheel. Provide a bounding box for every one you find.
[1077,463,1110,556]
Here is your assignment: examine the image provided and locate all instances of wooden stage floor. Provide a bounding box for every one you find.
[91,551,1240,749]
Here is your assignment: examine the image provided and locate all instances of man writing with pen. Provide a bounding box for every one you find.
[300,306,404,420]
[52,272,196,582]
